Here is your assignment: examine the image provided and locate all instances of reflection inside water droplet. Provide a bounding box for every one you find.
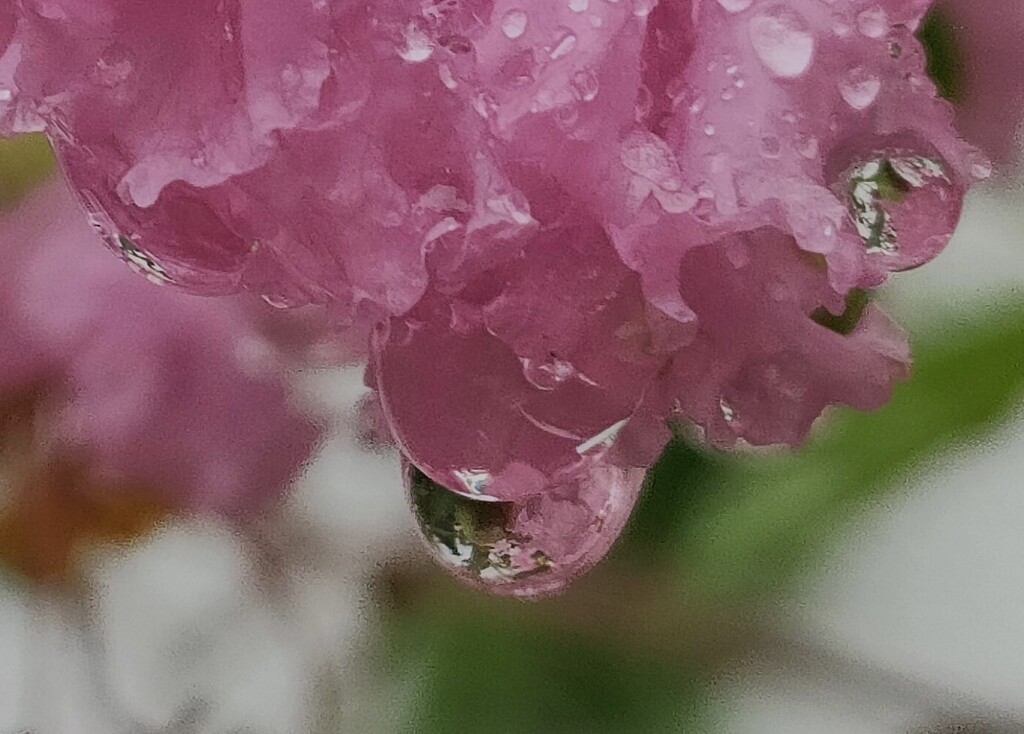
[115,234,174,284]
[405,456,644,598]
[842,151,961,269]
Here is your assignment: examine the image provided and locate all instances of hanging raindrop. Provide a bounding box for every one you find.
[405,457,644,598]
[840,150,963,271]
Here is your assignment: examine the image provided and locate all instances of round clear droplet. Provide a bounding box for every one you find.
[405,457,644,598]
[841,150,963,270]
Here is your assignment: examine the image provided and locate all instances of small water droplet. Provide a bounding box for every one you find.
[795,133,819,159]
[521,356,576,390]
[856,7,888,39]
[715,0,753,12]
[839,67,881,110]
[438,63,458,89]
[749,5,815,78]
[571,68,600,102]
[501,9,528,39]
[93,45,135,89]
[965,151,993,181]
[114,234,174,285]
[549,28,577,59]
[398,22,434,63]
[720,398,737,423]
[632,0,657,17]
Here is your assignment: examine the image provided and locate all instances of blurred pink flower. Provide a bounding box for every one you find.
[0,182,320,579]
[936,0,1024,167]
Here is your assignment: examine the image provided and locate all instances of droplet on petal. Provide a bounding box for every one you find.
[749,5,815,79]
[501,9,529,40]
[839,67,881,111]
[716,0,753,13]
[405,457,644,598]
[840,150,964,270]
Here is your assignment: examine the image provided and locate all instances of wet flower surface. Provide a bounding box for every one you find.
[0,0,984,594]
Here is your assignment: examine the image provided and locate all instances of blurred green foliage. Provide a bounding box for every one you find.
[920,7,964,102]
[0,134,55,209]
[673,300,1024,600]
[382,604,707,734]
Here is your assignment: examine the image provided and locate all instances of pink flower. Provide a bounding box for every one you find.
[0,1,984,592]
[0,182,320,580]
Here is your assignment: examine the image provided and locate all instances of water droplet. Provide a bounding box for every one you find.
[795,133,819,159]
[521,356,576,390]
[549,28,577,60]
[719,398,737,423]
[93,45,135,89]
[438,63,458,89]
[114,234,174,285]
[965,150,993,181]
[842,151,962,269]
[398,22,434,63]
[749,6,815,78]
[571,68,600,102]
[715,0,753,12]
[501,9,528,39]
[632,0,657,17]
[406,458,644,598]
[839,67,881,110]
[620,133,683,191]
[856,7,888,39]
[76,189,174,285]
[473,90,498,119]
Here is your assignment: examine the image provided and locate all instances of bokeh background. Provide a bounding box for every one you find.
[2,3,1024,733]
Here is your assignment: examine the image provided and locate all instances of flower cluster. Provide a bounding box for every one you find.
[0,0,983,593]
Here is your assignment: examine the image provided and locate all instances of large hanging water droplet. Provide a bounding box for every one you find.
[405,457,644,598]
[841,151,963,270]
